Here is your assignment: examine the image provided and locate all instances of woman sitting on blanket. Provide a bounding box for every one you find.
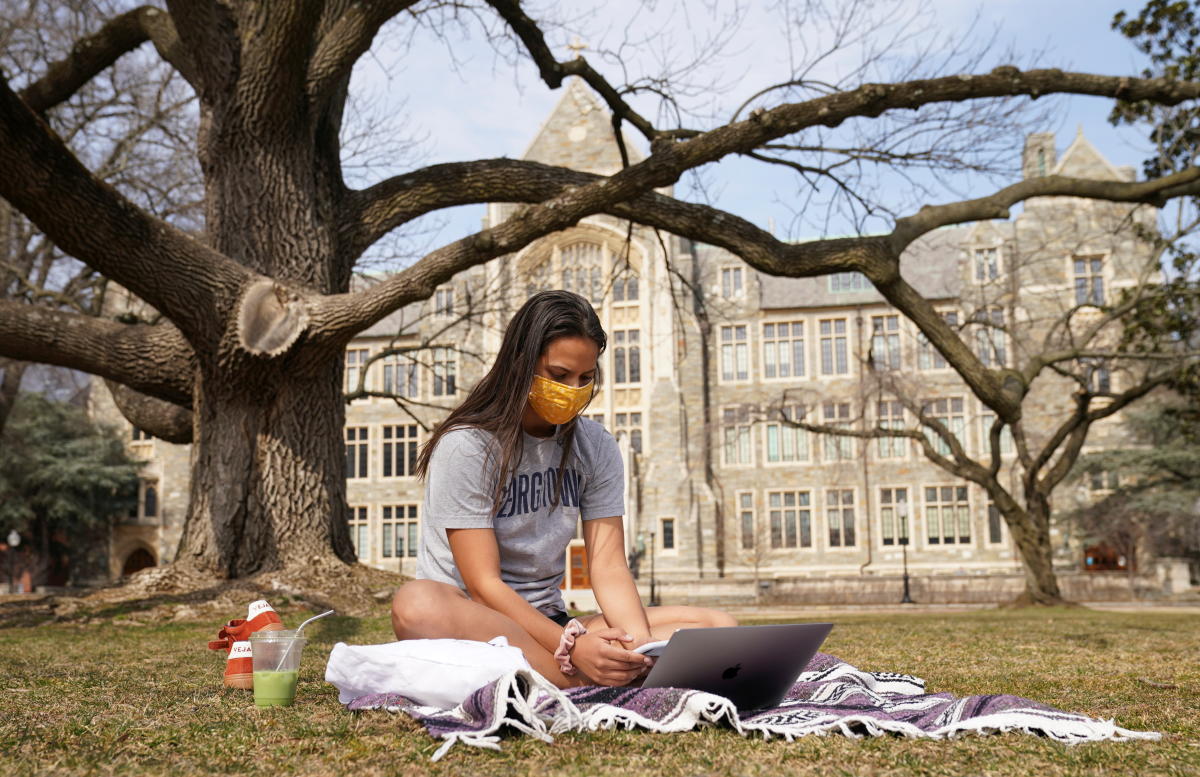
[392,290,737,688]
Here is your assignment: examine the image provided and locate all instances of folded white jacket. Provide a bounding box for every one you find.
[324,636,533,708]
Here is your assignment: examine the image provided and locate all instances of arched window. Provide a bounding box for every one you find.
[560,243,604,304]
[141,480,158,519]
[625,275,638,301]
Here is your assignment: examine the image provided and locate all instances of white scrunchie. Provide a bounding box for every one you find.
[553,618,588,675]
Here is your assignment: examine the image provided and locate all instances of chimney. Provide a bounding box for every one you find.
[1022,132,1056,179]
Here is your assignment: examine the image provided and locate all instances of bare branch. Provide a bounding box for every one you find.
[891,167,1200,250]
[0,74,255,343]
[484,0,674,143]
[307,1,422,109]
[105,379,192,443]
[19,6,196,113]
[0,299,193,406]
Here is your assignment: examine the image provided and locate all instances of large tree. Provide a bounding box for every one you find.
[2,1,1200,599]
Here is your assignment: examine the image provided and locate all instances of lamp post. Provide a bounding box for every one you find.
[899,505,914,604]
[6,530,20,595]
[649,530,659,606]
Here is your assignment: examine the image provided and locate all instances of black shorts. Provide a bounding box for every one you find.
[546,610,572,627]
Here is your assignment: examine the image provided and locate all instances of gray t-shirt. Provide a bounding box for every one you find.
[416,418,625,615]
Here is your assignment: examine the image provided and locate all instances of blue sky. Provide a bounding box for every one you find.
[347,0,1155,258]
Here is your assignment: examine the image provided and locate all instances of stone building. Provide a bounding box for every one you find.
[96,80,1169,602]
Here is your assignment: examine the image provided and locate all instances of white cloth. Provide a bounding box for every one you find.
[324,636,533,708]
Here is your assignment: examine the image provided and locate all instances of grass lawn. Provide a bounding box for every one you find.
[0,604,1196,776]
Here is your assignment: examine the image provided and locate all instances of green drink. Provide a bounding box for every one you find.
[253,670,299,707]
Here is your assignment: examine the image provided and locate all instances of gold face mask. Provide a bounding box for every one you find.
[528,374,594,425]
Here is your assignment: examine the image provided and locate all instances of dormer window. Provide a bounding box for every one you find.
[973,247,1000,282]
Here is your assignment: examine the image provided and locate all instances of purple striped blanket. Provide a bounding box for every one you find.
[347,652,1158,760]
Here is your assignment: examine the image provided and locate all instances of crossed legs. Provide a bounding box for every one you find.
[391,579,737,689]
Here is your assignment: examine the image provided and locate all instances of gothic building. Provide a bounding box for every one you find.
[96,80,1156,602]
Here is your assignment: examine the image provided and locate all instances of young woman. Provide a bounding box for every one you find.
[391,290,736,688]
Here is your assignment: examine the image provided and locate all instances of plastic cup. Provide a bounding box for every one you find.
[250,630,306,707]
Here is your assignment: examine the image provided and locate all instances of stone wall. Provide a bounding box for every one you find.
[640,571,1170,607]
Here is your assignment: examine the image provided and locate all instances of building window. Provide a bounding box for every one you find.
[870,314,901,370]
[821,402,855,460]
[918,311,958,370]
[613,270,639,302]
[925,485,971,545]
[819,318,849,375]
[721,266,744,299]
[768,490,812,549]
[1083,358,1112,394]
[722,405,753,465]
[1089,470,1120,491]
[131,427,152,442]
[765,404,809,463]
[614,329,641,383]
[349,505,369,560]
[972,307,1007,367]
[382,504,418,558]
[987,502,1004,544]
[345,348,368,394]
[922,397,965,456]
[561,243,604,304]
[586,413,605,427]
[615,412,643,454]
[876,400,906,459]
[345,427,369,479]
[826,489,856,547]
[432,347,456,396]
[661,518,675,550]
[974,247,1000,281]
[381,353,418,398]
[135,479,159,520]
[720,325,749,381]
[739,492,755,550]
[762,321,805,378]
[979,411,1014,455]
[382,425,419,478]
[1073,255,1105,306]
[434,286,454,316]
[879,487,910,546]
[829,272,868,292]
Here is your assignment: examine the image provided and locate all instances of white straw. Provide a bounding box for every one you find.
[272,609,335,672]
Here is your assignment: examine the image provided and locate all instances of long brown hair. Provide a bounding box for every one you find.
[416,290,606,512]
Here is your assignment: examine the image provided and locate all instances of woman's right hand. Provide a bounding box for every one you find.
[569,627,653,686]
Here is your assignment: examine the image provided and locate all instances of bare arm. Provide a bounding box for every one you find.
[447,524,648,685]
[583,516,653,644]
[446,527,564,654]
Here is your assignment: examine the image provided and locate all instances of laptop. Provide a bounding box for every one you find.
[633,622,833,710]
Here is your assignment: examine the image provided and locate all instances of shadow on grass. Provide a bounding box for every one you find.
[0,578,391,629]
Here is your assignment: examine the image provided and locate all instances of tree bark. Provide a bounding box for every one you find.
[0,358,27,438]
[175,361,356,577]
[1004,496,1066,606]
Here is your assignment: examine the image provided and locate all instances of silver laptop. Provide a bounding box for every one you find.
[636,623,833,710]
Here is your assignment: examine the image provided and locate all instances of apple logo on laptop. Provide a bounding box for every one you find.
[721,663,741,680]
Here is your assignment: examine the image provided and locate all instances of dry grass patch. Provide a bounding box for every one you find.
[0,606,1196,776]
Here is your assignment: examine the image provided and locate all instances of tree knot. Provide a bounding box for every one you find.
[236,280,309,358]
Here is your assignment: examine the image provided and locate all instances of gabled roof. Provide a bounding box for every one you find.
[741,226,969,310]
[1053,127,1124,181]
[520,78,644,174]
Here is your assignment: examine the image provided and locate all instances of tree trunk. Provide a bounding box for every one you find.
[165,77,356,578]
[0,358,27,438]
[174,359,356,577]
[1004,498,1067,606]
